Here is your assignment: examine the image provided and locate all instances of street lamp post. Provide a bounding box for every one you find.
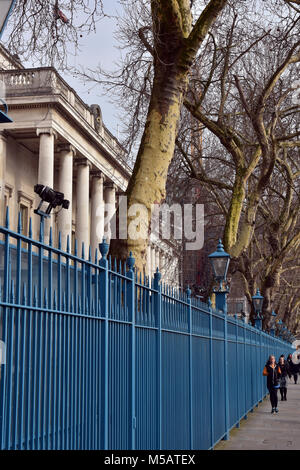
[208,239,231,314]
[282,326,289,342]
[252,289,264,329]
[270,310,277,337]
[277,319,283,338]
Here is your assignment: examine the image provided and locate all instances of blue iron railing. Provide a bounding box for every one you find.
[0,209,293,450]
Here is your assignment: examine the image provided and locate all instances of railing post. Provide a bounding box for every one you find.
[0,207,10,449]
[243,317,247,421]
[126,252,136,450]
[223,304,230,441]
[153,268,162,450]
[186,287,193,450]
[208,298,214,449]
[99,239,109,450]
[235,315,240,428]
[259,329,263,403]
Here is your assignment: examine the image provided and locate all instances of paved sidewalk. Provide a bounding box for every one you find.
[215,381,300,450]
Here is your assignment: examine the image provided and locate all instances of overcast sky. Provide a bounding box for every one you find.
[1,0,124,136]
[64,0,124,137]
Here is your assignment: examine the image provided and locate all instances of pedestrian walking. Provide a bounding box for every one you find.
[278,356,289,401]
[263,355,281,414]
[287,353,298,384]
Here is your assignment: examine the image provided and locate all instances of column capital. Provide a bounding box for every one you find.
[116,189,125,197]
[104,180,117,190]
[57,143,76,156]
[75,157,92,168]
[90,169,106,181]
[36,127,58,139]
[0,130,8,142]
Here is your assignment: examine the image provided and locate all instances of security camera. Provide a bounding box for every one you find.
[34,184,70,218]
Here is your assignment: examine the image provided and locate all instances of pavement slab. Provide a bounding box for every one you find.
[214,382,300,451]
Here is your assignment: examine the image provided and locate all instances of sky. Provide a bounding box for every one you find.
[64,0,124,137]
[2,0,124,137]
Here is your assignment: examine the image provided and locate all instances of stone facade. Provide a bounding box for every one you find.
[0,44,180,285]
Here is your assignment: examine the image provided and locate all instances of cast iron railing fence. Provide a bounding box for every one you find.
[0,210,292,449]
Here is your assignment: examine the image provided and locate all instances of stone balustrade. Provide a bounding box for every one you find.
[0,67,130,173]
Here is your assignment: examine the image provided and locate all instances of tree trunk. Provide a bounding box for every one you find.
[111,64,190,273]
[110,0,228,273]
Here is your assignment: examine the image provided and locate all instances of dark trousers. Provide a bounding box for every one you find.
[293,373,298,384]
[280,387,287,400]
[269,387,278,408]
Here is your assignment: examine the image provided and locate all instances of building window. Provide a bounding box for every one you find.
[2,183,13,225]
[17,190,33,237]
[19,203,29,236]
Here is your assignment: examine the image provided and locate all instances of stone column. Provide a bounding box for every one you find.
[104,182,116,244]
[90,171,105,259]
[57,144,75,251]
[75,158,91,256]
[36,128,56,243]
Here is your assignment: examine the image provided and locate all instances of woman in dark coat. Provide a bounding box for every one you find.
[263,355,281,413]
[278,356,290,401]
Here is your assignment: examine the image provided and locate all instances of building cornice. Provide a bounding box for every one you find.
[4,95,132,182]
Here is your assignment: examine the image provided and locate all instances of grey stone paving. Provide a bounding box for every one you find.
[215,381,300,450]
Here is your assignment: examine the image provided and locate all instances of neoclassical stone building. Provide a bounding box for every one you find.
[0,44,180,285]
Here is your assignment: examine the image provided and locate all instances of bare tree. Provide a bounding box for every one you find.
[4,0,105,69]
[182,1,300,257]
[5,0,229,272]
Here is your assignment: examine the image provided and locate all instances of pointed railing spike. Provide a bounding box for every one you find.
[29,217,33,238]
[17,211,22,234]
[5,206,9,228]
[74,239,78,256]
[58,231,62,250]
[39,217,44,242]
